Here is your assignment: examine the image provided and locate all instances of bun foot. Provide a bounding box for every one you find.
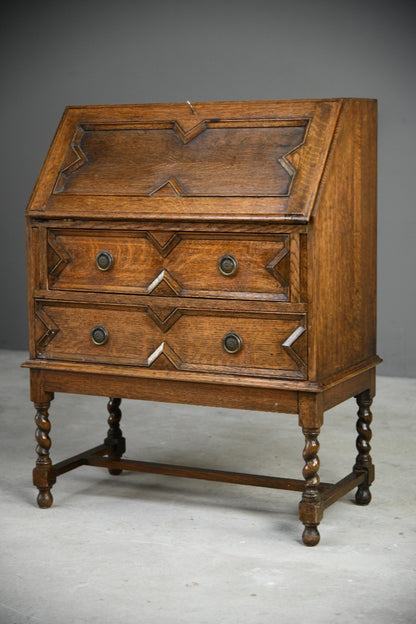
[37,488,53,508]
[108,468,123,476]
[355,484,372,506]
[302,525,320,546]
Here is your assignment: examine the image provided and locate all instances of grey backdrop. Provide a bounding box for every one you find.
[1,0,415,377]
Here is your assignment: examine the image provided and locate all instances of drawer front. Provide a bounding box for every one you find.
[35,301,307,379]
[47,229,294,301]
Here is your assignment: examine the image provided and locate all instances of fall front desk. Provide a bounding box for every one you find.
[23,99,380,545]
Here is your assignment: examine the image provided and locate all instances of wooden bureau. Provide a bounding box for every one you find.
[23,98,381,545]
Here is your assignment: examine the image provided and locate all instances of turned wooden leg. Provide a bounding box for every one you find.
[299,427,322,546]
[104,397,126,475]
[353,390,375,505]
[33,395,56,508]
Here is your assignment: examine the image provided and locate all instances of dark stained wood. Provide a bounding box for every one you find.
[53,444,108,476]
[56,124,307,197]
[87,456,311,491]
[320,472,366,510]
[23,98,380,546]
[32,396,55,508]
[353,390,375,505]
[299,427,322,546]
[104,398,125,475]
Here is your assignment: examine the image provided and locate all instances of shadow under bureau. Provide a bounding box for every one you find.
[22,98,381,545]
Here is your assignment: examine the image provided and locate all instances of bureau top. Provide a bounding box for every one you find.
[26,98,376,223]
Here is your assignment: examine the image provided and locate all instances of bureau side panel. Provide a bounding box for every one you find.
[26,220,43,359]
[307,99,378,382]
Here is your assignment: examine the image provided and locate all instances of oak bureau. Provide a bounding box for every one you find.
[23,99,381,545]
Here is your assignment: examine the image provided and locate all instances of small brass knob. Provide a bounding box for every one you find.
[95,250,114,271]
[223,332,243,354]
[90,325,108,346]
[218,254,238,276]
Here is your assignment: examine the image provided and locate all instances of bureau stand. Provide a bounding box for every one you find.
[23,99,380,545]
[28,367,376,546]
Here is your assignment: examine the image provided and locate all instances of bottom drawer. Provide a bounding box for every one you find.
[34,301,307,379]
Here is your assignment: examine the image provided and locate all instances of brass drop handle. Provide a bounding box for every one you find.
[90,325,109,346]
[218,254,238,276]
[95,250,114,271]
[223,332,243,354]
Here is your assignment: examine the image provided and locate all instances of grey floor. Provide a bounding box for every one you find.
[0,350,415,624]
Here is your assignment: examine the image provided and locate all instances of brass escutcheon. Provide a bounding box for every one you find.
[90,325,108,346]
[218,254,238,276]
[223,332,243,354]
[95,250,114,271]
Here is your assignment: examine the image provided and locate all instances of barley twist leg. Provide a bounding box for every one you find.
[299,427,322,546]
[33,398,56,508]
[104,398,125,475]
[353,390,374,505]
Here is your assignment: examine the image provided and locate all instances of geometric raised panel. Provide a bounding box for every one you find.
[150,177,185,197]
[146,342,181,370]
[146,306,182,332]
[266,244,290,293]
[53,122,307,197]
[282,325,307,375]
[53,126,88,193]
[47,234,71,285]
[278,142,305,179]
[146,269,182,296]
[146,231,182,257]
[35,306,60,354]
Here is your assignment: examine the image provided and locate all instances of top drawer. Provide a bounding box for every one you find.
[47,229,298,301]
